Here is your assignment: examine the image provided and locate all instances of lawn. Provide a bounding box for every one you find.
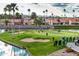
[0,29,79,56]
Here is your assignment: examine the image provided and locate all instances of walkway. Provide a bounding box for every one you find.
[48,48,77,56]
[67,43,79,52]
[0,25,53,29]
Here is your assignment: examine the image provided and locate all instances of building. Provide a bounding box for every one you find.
[46,18,79,25]
[0,18,34,25]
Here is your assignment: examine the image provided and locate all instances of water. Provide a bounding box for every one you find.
[12,47,28,56]
[0,40,29,56]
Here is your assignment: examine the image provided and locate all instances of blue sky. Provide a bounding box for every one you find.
[0,3,79,17]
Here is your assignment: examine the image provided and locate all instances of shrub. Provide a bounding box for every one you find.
[66,48,73,53]
[77,52,79,56]
[58,40,62,45]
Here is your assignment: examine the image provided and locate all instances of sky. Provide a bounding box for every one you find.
[0,3,79,17]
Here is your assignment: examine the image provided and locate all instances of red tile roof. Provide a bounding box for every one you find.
[47,18,79,22]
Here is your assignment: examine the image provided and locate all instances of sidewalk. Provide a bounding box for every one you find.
[48,48,76,56]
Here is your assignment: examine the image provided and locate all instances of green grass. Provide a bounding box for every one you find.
[54,26,79,29]
[0,29,79,55]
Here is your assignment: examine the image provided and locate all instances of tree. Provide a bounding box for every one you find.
[43,11,46,24]
[43,11,45,17]
[59,40,62,45]
[31,12,37,19]
[46,32,48,36]
[27,9,31,17]
[4,20,9,31]
[6,4,12,18]
[15,12,21,19]
[4,7,9,31]
[63,40,66,45]
[34,17,44,25]
[63,9,66,17]
[72,9,75,17]
[4,7,7,15]
[51,13,53,17]
[45,9,48,18]
[54,41,57,46]
[11,3,18,16]
[69,37,72,42]
[44,9,48,25]
[73,37,75,42]
[66,37,69,42]
[52,37,55,41]
[11,3,18,33]
[4,7,7,23]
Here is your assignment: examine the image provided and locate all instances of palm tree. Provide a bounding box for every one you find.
[51,13,53,17]
[4,20,9,31]
[72,9,75,17]
[43,11,45,24]
[45,9,48,18]
[6,4,12,18]
[4,7,8,31]
[43,11,45,16]
[11,3,18,17]
[11,3,18,33]
[45,9,48,25]
[31,12,37,19]
[4,7,7,21]
[27,9,31,17]
[63,9,66,17]
[4,7,7,15]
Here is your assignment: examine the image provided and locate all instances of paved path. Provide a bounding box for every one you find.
[48,48,77,56]
[67,43,79,52]
[0,25,53,29]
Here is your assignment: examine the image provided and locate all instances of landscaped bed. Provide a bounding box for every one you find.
[0,29,79,56]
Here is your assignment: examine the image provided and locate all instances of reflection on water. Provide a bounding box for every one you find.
[0,40,29,56]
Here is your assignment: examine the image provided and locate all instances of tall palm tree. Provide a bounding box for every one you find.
[45,9,48,25]
[11,3,18,17]
[43,11,45,24]
[51,13,53,17]
[63,9,66,17]
[72,9,75,17]
[11,3,18,33]
[4,7,7,15]
[4,7,8,31]
[43,11,45,17]
[45,9,48,18]
[6,5,12,18]
[27,9,31,17]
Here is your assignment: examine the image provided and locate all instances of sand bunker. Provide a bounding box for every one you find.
[21,38,49,42]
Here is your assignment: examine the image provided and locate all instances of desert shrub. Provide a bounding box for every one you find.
[53,40,58,46]
[77,52,79,56]
[58,40,62,45]
[66,48,73,53]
